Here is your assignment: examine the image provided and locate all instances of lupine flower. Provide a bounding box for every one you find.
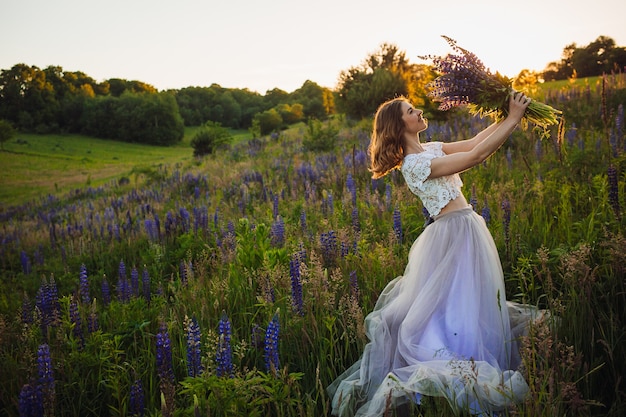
[289,255,304,315]
[79,264,90,305]
[101,275,111,306]
[156,323,175,385]
[69,296,84,349]
[481,198,491,226]
[185,315,203,377]
[299,209,307,232]
[393,207,402,242]
[421,36,562,136]
[270,216,285,247]
[37,343,55,415]
[501,199,511,243]
[608,165,621,219]
[320,230,338,266]
[264,311,280,375]
[349,270,360,301]
[129,379,145,417]
[216,311,233,378]
[346,173,357,206]
[142,267,151,303]
[130,266,139,296]
[272,194,279,219]
[18,383,43,417]
[20,251,31,275]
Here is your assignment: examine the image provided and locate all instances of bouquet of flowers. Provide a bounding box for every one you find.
[420,36,563,136]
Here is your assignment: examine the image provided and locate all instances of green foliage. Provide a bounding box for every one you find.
[302,117,339,152]
[0,118,16,150]
[190,121,233,156]
[253,108,283,135]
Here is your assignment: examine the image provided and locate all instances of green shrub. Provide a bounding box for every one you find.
[190,121,232,156]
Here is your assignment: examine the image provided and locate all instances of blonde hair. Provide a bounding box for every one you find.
[368,97,409,179]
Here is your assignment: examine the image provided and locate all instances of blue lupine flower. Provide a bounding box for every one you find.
[69,296,84,349]
[270,216,285,247]
[130,266,139,296]
[37,343,55,413]
[320,230,338,266]
[385,183,392,208]
[393,207,402,242]
[185,316,203,377]
[216,311,233,378]
[18,383,43,417]
[102,275,111,306]
[349,270,360,301]
[481,198,491,226]
[129,379,145,417]
[299,209,307,232]
[156,324,175,384]
[501,199,511,242]
[79,264,90,305]
[264,312,280,375]
[20,251,31,275]
[142,267,151,304]
[289,256,304,315]
[346,174,357,206]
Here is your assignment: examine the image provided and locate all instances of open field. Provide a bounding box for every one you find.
[0,75,624,416]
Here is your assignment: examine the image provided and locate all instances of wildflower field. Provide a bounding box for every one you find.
[0,73,625,417]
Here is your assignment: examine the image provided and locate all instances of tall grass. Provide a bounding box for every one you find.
[0,73,624,417]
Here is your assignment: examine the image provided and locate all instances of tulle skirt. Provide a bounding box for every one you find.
[328,207,534,416]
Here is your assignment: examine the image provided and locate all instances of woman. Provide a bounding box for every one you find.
[328,92,534,416]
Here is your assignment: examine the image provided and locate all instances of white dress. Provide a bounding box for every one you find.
[328,142,532,416]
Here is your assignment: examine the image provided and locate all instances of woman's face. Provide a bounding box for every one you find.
[400,102,427,134]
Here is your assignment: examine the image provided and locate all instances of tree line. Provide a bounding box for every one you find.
[0,35,623,146]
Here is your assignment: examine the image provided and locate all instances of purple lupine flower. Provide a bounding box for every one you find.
[216,311,233,378]
[289,255,304,315]
[264,311,280,375]
[19,382,43,417]
[20,251,31,275]
[385,183,392,208]
[349,270,360,301]
[156,323,175,384]
[615,104,623,152]
[101,275,111,306]
[130,266,139,296]
[37,343,55,414]
[129,379,145,417]
[180,207,190,233]
[393,207,402,242]
[272,194,279,219]
[270,216,285,247]
[142,267,151,304]
[481,198,491,226]
[179,261,188,286]
[299,209,307,232]
[608,165,621,219]
[185,316,203,377]
[320,230,338,266]
[79,264,90,305]
[501,199,511,243]
[352,207,360,233]
[346,173,357,206]
[69,296,84,349]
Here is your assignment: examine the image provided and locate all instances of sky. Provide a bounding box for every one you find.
[1,0,625,94]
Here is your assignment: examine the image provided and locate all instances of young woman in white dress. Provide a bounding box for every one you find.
[329,92,533,416]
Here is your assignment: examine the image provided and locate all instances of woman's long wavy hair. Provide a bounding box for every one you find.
[368,97,409,179]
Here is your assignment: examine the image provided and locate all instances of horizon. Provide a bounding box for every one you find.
[1,0,626,94]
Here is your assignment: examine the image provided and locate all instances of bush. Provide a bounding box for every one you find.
[302,117,339,152]
[190,121,232,156]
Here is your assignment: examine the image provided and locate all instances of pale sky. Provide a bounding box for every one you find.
[1,0,625,94]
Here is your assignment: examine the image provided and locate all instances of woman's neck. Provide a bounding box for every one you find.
[404,134,424,155]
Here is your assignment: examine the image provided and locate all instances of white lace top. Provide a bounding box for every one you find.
[400,141,463,216]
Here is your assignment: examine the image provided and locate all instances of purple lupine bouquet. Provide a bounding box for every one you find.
[421,36,562,136]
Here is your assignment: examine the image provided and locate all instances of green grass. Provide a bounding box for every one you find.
[0,127,253,209]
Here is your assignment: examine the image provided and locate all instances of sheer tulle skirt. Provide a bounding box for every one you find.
[328,207,532,416]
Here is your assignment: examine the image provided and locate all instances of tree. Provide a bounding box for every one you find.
[0,119,16,150]
[190,121,232,156]
[253,109,282,135]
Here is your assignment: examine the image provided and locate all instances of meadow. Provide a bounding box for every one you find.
[0,73,624,417]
